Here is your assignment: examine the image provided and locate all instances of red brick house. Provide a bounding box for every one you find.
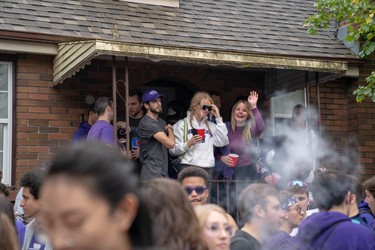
[0,0,373,187]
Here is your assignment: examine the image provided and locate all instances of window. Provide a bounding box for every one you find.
[0,62,13,185]
[270,89,305,136]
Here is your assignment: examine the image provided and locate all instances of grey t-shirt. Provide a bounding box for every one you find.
[138,114,168,180]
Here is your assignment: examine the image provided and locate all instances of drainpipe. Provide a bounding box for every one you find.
[125,57,130,157]
[112,56,118,146]
[315,72,321,136]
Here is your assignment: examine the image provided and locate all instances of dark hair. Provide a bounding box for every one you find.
[20,168,46,200]
[292,104,307,120]
[239,183,279,222]
[46,142,153,248]
[286,185,309,198]
[348,175,364,204]
[94,97,112,116]
[129,89,143,103]
[0,184,10,197]
[279,190,295,211]
[363,176,375,198]
[88,103,97,115]
[178,166,209,187]
[311,170,354,211]
[0,196,15,226]
[141,178,206,250]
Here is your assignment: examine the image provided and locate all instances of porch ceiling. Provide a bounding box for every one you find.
[53,40,350,86]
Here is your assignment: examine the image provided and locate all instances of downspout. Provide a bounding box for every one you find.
[125,57,130,157]
[315,72,321,136]
[112,56,118,146]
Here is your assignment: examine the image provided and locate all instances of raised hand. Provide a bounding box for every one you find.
[247,91,258,109]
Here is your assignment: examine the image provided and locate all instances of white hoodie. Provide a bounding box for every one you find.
[169,112,229,168]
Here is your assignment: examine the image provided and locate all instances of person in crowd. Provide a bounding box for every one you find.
[294,170,375,249]
[348,175,374,229]
[40,142,153,250]
[206,90,222,123]
[0,184,26,247]
[195,204,233,250]
[20,168,52,250]
[72,104,98,142]
[217,91,265,224]
[117,89,145,175]
[230,183,283,250]
[0,210,19,250]
[87,97,118,145]
[170,91,228,178]
[138,89,175,180]
[178,166,210,206]
[363,175,375,230]
[178,166,238,230]
[141,178,206,250]
[264,190,304,250]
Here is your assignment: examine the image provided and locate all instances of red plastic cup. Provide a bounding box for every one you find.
[271,172,281,185]
[196,128,205,141]
[228,154,239,167]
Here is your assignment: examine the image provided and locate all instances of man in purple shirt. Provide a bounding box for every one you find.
[87,97,116,145]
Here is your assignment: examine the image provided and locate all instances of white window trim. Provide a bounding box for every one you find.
[0,61,13,185]
[270,89,306,136]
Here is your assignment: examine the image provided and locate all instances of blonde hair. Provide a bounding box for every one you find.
[230,100,254,142]
[194,204,228,227]
[0,213,19,250]
[188,92,213,132]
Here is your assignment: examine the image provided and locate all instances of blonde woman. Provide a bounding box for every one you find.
[219,91,265,181]
[195,204,234,250]
[170,92,229,177]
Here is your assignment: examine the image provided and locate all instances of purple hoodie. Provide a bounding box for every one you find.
[294,211,375,250]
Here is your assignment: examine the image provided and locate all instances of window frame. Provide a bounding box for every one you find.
[270,89,306,136]
[0,61,13,186]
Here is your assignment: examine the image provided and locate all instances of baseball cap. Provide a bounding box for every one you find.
[142,89,164,103]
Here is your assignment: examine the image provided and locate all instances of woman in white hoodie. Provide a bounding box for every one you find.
[170,92,229,177]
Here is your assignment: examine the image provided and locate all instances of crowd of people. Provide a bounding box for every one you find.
[2,89,375,249]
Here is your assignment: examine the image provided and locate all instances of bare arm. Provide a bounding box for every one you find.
[153,125,175,149]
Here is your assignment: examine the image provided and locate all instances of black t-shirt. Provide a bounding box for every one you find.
[231,230,262,250]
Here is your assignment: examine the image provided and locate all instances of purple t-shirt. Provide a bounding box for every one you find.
[87,120,115,145]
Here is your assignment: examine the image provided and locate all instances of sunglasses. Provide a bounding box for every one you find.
[287,180,308,188]
[184,186,208,195]
[201,105,212,112]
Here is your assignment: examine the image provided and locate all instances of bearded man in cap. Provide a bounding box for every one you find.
[138,89,175,180]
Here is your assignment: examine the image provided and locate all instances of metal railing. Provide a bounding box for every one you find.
[208,179,255,225]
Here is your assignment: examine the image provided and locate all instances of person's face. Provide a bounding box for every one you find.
[212,95,222,110]
[294,192,309,212]
[365,189,375,214]
[195,99,212,119]
[40,177,135,250]
[128,95,142,117]
[89,111,98,125]
[233,102,249,123]
[202,211,231,250]
[106,102,114,120]
[181,177,209,206]
[147,97,162,115]
[20,187,41,219]
[262,196,284,234]
[286,203,305,228]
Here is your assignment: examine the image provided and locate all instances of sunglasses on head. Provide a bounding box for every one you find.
[184,186,208,195]
[287,180,308,188]
[201,105,212,112]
